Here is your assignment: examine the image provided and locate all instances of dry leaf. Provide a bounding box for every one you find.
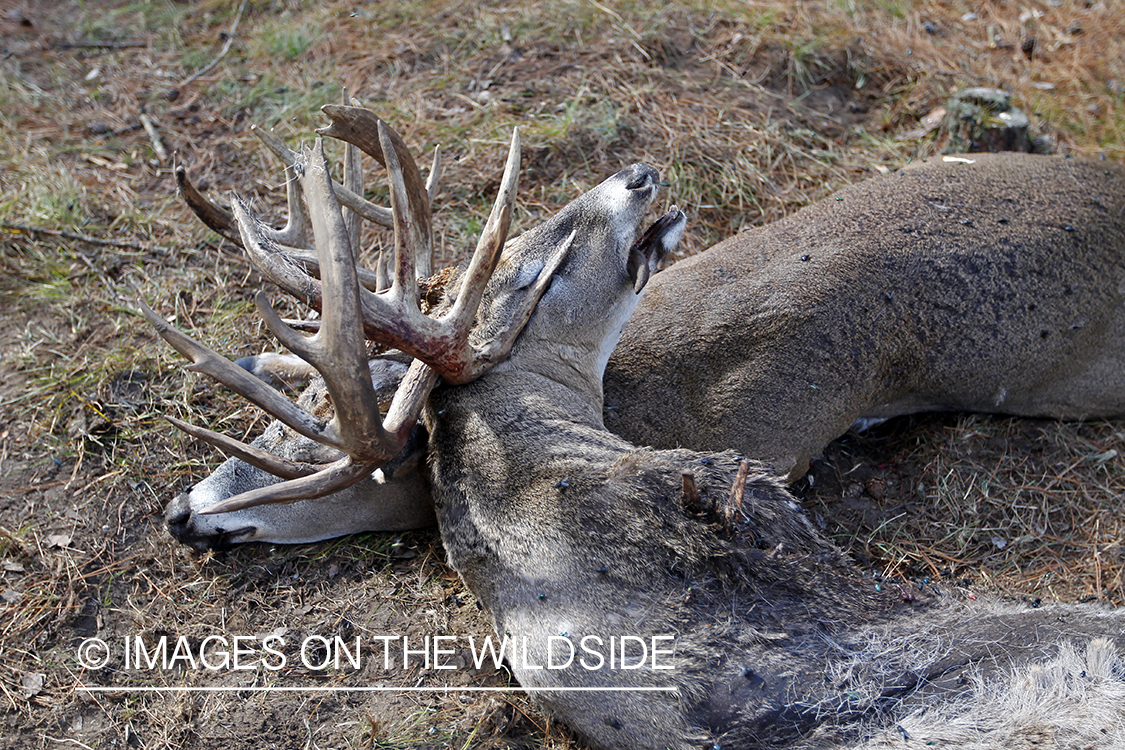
[45,534,72,549]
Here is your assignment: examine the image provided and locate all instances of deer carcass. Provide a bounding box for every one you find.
[149,112,1125,749]
[167,135,1125,547]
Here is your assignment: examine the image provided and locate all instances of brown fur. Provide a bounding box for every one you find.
[606,153,1125,478]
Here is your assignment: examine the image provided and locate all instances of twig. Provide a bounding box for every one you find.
[0,222,158,252]
[1094,516,1103,600]
[177,0,247,89]
[726,459,750,524]
[109,122,144,138]
[681,471,701,513]
[912,544,977,565]
[139,110,168,162]
[56,41,147,50]
[45,737,96,750]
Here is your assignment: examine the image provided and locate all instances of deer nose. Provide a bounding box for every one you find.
[165,494,193,532]
[623,163,660,192]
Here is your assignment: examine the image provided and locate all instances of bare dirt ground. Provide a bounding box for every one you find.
[1,1,1122,748]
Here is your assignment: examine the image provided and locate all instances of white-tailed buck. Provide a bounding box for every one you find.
[149,109,1125,749]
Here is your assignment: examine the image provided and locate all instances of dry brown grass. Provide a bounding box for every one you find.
[1,0,1122,747]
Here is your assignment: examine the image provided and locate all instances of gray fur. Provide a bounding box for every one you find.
[421,160,1125,749]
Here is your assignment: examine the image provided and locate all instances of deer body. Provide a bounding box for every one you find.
[606,153,1125,479]
[419,159,1125,749]
[154,129,1125,748]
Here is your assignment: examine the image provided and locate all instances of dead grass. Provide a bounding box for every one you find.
[0,0,1122,747]
[802,415,1125,606]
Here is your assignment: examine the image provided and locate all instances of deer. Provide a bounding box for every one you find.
[147,108,1125,749]
[604,151,1125,480]
[165,124,1125,549]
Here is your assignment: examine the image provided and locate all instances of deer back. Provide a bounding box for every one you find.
[606,152,1125,479]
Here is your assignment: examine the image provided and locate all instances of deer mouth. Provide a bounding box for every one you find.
[628,206,687,293]
[640,207,687,257]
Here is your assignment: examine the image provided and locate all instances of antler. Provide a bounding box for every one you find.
[175,106,442,291]
[352,121,573,384]
[151,114,564,513]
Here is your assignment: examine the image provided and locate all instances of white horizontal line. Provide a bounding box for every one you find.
[77,686,678,693]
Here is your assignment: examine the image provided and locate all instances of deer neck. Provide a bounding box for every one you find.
[488,281,648,427]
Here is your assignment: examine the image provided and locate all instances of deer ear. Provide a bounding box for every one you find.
[627,247,654,294]
[628,207,686,294]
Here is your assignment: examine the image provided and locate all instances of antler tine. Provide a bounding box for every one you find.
[239,141,387,454]
[375,250,391,292]
[239,222,323,308]
[332,175,396,228]
[381,120,424,305]
[341,89,364,257]
[446,128,574,381]
[342,139,363,255]
[176,165,239,242]
[443,128,519,333]
[423,145,442,278]
[426,146,442,203]
[274,162,312,248]
[345,126,570,383]
[254,123,395,230]
[318,105,430,265]
[178,150,314,264]
[237,127,312,249]
[138,295,329,445]
[164,415,315,480]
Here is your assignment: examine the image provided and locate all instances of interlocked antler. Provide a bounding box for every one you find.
[353,120,573,384]
[176,106,442,290]
[149,115,567,513]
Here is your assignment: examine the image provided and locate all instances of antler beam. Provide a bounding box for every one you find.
[154,113,565,512]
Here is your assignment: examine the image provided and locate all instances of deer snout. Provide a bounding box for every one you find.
[165,486,257,550]
[164,491,217,551]
[164,491,192,531]
[580,163,663,249]
[623,163,659,192]
[617,163,661,201]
